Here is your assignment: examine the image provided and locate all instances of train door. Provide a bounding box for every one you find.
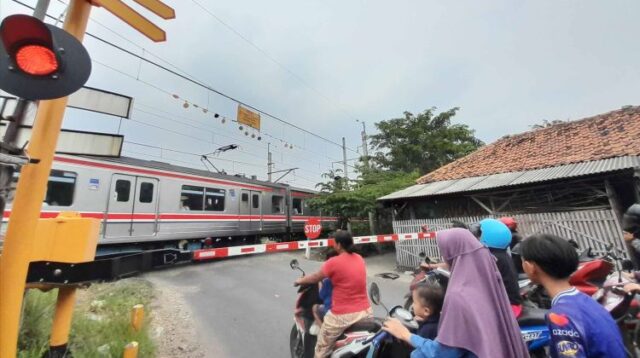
[239,190,251,231]
[105,174,158,238]
[250,191,262,231]
[131,177,159,237]
[105,174,135,238]
[239,189,262,231]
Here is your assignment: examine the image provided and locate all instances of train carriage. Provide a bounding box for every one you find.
[2,154,336,253]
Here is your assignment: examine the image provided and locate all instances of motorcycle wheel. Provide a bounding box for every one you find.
[289,323,316,358]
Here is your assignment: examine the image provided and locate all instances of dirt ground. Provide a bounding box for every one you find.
[148,278,208,358]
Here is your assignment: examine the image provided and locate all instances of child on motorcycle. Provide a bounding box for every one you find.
[310,249,339,335]
[412,283,444,340]
[520,234,626,358]
[383,228,529,358]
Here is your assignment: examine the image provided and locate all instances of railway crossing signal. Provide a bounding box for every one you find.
[0,0,174,356]
[0,14,91,100]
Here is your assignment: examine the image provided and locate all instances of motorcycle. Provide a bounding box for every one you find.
[289,259,384,358]
[402,253,550,357]
[330,283,419,358]
[521,243,634,309]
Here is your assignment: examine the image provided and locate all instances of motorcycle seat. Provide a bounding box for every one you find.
[345,319,382,333]
[517,307,548,326]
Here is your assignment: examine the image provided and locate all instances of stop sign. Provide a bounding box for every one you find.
[304,218,322,239]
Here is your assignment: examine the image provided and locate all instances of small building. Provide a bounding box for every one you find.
[379,106,640,268]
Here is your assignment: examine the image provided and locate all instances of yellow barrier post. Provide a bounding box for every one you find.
[0,1,92,356]
[131,304,145,332]
[48,287,77,355]
[32,212,100,355]
[123,342,139,358]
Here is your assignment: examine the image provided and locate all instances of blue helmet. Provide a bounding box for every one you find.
[479,218,512,249]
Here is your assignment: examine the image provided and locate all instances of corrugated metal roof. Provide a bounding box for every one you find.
[379,156,640,201]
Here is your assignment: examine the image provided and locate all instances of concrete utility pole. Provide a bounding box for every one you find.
[358,121,376,235]
[342,137,348,185]
[360,121,369,167]
[267,142,273,181]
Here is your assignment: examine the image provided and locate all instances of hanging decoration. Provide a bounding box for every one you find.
[170,93,294,149]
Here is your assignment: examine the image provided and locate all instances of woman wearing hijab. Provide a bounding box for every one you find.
[382,228,529,358]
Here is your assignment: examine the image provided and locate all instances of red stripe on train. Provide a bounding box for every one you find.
[3,211,337,222]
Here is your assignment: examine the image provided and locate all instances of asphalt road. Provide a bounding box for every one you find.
[146,251,411,358]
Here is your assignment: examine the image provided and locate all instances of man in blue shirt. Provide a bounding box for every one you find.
[520,234,626,358]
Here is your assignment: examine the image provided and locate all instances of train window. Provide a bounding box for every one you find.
[45,170,77,206]
[11,169,77,206]
[252,194,260,209]
[139,182,154,203]
[292,198,303,215]
[271,195,284,213]
[241,193,249,202]
[180,185,204,211]
[205,188,225,211]
[115,180,131,202]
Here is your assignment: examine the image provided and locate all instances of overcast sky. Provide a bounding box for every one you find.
[2,1,639,189]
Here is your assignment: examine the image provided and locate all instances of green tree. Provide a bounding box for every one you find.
[369,107,483,174]
[309,167,418,232]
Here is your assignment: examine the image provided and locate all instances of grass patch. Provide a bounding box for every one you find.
[19,278,156,358]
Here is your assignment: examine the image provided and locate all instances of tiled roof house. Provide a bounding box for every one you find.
[379,106,640,268]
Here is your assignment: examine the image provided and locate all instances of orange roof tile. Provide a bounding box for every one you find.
[417,106,640,184]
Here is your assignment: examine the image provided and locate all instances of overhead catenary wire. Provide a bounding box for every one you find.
[130,107,338,176]
[189,0,366,126]
[133,102,345,165]
[8,0,360,155]
[7,0,362,188]
[123,141,323,188]
[90,57,346,168]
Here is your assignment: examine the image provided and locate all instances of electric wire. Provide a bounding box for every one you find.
[8,0,361,154]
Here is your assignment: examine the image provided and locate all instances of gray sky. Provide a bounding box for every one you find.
[2,0,639,189]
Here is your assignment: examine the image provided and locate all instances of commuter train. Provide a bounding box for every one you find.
[3,154,337,254]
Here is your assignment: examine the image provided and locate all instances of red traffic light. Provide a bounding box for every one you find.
[0,14,91,100]
[15,45,59,75]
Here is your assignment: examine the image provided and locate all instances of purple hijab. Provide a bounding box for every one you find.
[435,228,529,358]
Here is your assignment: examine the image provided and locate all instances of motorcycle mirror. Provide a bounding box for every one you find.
[622,260,634,272]
[369,282,381,305]
[289,259,299,270]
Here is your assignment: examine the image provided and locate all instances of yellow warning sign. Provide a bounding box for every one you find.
[237,105,261,130]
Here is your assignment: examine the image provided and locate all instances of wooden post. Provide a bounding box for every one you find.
[605,179,637,265]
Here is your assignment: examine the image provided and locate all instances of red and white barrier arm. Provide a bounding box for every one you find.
[192,232,435,261]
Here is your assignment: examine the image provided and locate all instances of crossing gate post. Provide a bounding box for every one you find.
[0,2,93,356]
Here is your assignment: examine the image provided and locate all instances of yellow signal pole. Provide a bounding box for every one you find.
[0,1,92,356]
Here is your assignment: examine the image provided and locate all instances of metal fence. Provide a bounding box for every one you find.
[393,209,626,270]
